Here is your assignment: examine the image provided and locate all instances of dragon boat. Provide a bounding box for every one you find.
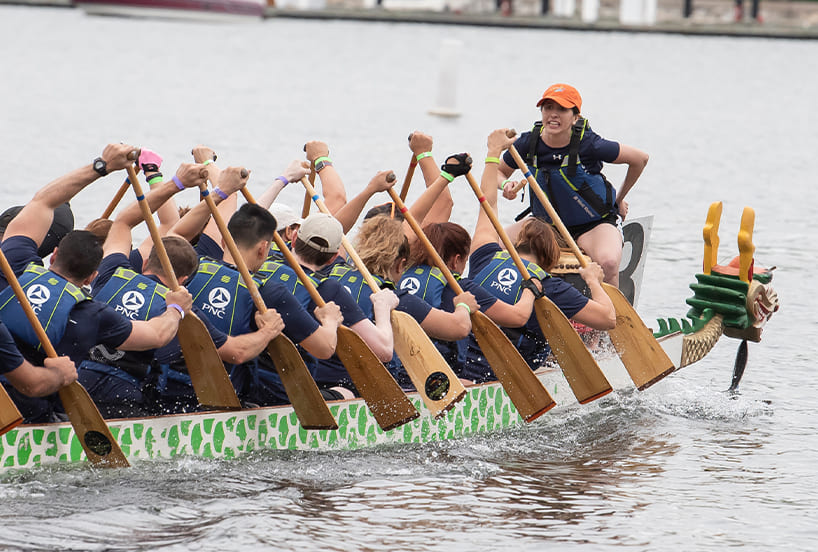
[0,206,778,472]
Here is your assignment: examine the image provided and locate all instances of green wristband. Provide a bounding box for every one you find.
[415,151,433,161]
[314,156,332,165]
[147,175,163,186]
[455,302,471,314]
[485,157,500,164]
[440,171,454,182]
[202,159,213,166]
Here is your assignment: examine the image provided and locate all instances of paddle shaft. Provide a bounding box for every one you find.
[200,181,338,430]
[101,178,131,219]
[125,164,242,410]
[241,187,419,429]
[300,177,466,419]
[385,186,556,421]
[0,247,129,467]
[507,145,675,390]
[399,153,417,202]
[507,146,588,265]
[464,171,612,404]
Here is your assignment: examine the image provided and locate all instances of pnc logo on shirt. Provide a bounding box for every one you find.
[202,287,231,319]
[26,284,51,314]
[400,278,420,295]
[490,268,518,296]
[114,290,146,320]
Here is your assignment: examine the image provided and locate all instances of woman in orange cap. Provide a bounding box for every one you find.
[496,83,649,287]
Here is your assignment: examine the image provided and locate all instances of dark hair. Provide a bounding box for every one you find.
[145,236,199,282]
[0,203,74,258]
[227,203,277,249]
[84,218,113,244]
[51,230,103,280]
[363,202,404,222]
[514,218,560,271]
[293,237,336,267]
[409,222,470,268]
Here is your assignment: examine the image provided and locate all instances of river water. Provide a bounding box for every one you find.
[0,6,816,551]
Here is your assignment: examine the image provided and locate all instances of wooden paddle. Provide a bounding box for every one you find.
[0,383,22,436]
[399,153,417,202]
[464,171,612,404]
[200,176,338,430]
[507,146,675,390]
[241,187,419,430]
[125,164,242,410]
[301,145,317,219]
[101,179,131,219]
[0,249,129,467]
[385,185,556,421]
[300,176,466,418]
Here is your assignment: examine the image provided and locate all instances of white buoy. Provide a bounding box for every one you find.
[428,39,462,118]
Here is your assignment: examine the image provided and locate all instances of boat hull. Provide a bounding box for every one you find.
[0,365,588,471]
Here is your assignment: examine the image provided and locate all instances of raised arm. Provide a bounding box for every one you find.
[305,141,346,214]
[4,143,136,247]
[256,160,310,209]
[169,165,248,243]
[116,163,207,259]
[409,131,453,224]
[334,170,395,234]
[470,130,517,255]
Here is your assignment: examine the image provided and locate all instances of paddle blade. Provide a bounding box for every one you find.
[390,310,466,419]
[603,283,676,390]
[58,382,130,468]
[177,313,241,410]
[336,326,419,431]
[532,297,613,404]
[0,386,22,436]
[471,312,556,422]
[267,335,338,430]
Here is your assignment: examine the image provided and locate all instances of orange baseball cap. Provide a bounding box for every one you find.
[536,84,582,111]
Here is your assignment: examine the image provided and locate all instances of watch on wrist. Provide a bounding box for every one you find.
[92,157,108,177]
[314,160,333,173]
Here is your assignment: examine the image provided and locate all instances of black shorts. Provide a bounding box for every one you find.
[566,215,618,241]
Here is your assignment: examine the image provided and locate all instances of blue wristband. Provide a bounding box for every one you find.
[166,303,185,318]
[275,175,289,186]
[213,187,228,200]
[172,175,185,191]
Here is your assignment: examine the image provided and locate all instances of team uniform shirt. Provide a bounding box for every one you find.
[0,322,24,375]
[0,236,133,421]
[319,263,432,389]
[194,233,225,262]
[468,242,588,369]
[399,265,499,378]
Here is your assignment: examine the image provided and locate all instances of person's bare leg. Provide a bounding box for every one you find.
[576,223,622,287]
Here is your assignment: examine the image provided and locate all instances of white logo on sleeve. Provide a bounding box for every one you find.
[497,268,518,287]
[400,277,420,295]
[121,291,145,311]
[26,284,50,305]
[208,288,231,309]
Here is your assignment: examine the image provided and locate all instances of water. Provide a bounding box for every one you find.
[1,6,816,550]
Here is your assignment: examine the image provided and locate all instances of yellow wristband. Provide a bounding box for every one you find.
[485,157,500,164]
[455,302,471,314]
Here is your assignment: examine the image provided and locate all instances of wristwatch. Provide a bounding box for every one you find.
[92,157,108,177]
[314,159,333,173]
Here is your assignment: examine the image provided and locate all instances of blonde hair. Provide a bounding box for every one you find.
[354,215,409,279]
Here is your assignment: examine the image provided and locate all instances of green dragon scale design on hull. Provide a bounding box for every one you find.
[1,380,533,471]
